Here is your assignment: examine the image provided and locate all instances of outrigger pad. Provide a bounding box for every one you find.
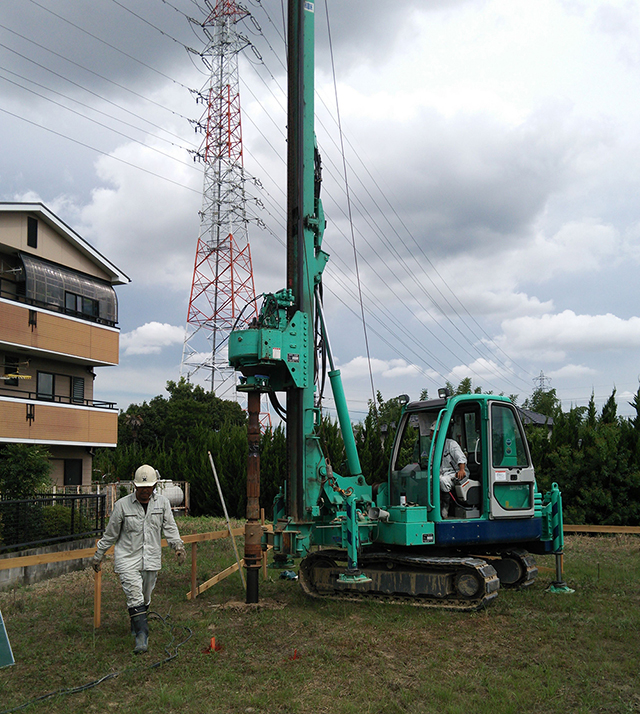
[546,582,575,594]
[334,570,373,590]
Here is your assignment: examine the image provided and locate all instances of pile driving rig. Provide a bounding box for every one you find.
[229,0,568,609]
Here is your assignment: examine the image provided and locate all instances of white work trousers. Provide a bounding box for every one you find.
[118,569,158,609]
[440,472,459,493]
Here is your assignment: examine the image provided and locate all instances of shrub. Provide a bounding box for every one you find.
[41,504,72,538]
[41,504,95,539]
[0,444,52,498]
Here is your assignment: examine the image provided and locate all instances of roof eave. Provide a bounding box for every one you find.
[0,202,131,286]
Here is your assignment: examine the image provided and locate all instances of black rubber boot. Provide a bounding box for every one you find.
[130,604,148,636]
[128,605,149,654]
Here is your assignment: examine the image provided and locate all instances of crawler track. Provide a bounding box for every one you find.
[299,549,500,611]
[484,548,538,589]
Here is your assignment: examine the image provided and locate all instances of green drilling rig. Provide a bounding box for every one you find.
[229,0,569,609]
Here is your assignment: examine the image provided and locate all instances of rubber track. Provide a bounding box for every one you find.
[506,548,538,589]
[481,548,538,589]
[299,549,500,611]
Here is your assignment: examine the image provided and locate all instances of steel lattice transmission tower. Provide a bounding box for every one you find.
[181,0,258,395]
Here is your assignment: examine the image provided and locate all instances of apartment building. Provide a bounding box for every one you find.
[0,203,129,486]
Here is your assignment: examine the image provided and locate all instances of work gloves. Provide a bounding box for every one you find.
[91,554,102,573]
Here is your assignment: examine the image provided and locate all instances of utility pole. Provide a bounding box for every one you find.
[181,0,257,395]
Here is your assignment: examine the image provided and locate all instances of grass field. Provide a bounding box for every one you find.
[0,518,639,714]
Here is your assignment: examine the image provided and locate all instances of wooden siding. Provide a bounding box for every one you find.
[0,301,118,365]
[0,400,117,446]
[0,213,113,281]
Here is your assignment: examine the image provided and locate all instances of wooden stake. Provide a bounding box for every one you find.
[191,542,198,600]
[93,568,102,629]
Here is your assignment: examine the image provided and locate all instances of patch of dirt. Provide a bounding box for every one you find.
[209,598,287,612]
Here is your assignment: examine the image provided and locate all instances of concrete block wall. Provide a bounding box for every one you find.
[0,538,95,591]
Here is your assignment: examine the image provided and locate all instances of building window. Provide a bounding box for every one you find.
[27,217,38,248]
[64,291,99,318]
[3,356,20,387]
[64,291,76,313]
[71,376,85,404]
[36,372,55,401]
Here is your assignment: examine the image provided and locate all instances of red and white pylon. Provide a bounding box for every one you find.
[181,0,258,397]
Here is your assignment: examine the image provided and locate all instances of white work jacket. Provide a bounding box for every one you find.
[95,491,183,573]
[440,438,469,491]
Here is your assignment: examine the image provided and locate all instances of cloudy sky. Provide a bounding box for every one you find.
[2,0,640,420]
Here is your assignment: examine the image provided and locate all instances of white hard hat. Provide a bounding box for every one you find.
[134,464,158,487]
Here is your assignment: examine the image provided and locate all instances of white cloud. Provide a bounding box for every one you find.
[447,358,505,385]
[95,364,177,409]
[424,217,625,323]
[617,389,638,405]
[79,140,202,291]
[546,364,598,380]
[12,190,43,203]
[594,1,640,68]
[338,356,423,380]
[120,322,184,356]
[497,310,640,360]
[525,220,622,276]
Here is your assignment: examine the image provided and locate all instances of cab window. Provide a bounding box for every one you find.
[392,414,420,472]
[393,411,443,470]
[491,403,529,468]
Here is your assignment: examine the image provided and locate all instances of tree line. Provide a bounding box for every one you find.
[523,386,640,525]
[83,377,640,525]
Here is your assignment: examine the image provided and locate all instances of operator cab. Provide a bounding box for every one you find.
[388,393,535,522]
[389,397,482,517]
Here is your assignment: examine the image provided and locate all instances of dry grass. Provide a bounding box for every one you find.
[1,522,639,714]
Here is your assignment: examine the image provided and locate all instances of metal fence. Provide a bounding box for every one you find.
[0,493,106,553]
[51,481,190,517]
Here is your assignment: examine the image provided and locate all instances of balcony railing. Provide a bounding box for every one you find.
[0,285,117,328]
[0,385,116,410]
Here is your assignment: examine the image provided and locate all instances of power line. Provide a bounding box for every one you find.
[2,1,539,397]
[238,174,472,384]
[236,52,522,393]
[0,72,200,169]
[338,131,534,382]
[0,106,201,194]
[108,0,193,49]
[0,64,197,152]
[0,39,191,143]
[312,99,531,389]
[0,22,192,122]
[26,0,194,92]
[324,0,377,408]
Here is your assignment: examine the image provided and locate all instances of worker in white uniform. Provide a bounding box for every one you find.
[431,423,469,519]
[92,464,186,653]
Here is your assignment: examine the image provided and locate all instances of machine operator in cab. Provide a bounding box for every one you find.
[431,422,469,518]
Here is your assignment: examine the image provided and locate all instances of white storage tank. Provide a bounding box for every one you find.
[156,479,184,507]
